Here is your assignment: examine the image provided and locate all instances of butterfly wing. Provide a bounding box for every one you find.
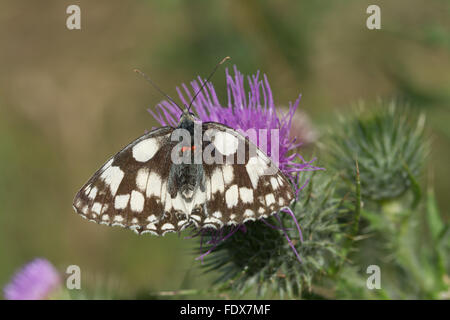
[191,122,295,230]
[73,121,295,235]
[73,126,188,236]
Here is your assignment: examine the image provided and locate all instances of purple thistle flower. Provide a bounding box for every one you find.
[3,258,62,300]
[149,65,320,187]
[149,65,322,262]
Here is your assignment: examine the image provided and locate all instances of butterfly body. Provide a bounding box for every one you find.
[73,110,294,236]
[168,113,204,199]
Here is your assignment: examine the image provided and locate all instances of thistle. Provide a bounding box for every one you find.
[326,101,428,202]
[3,258,62,300]
[323,103,449,300]
[201,171,348,298]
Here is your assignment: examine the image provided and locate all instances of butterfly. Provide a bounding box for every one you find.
[73,59,295,236]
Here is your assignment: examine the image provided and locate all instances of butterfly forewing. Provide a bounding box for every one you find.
[73,126,183,235]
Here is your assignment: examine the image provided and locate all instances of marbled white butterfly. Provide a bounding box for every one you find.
[73,58,295,236]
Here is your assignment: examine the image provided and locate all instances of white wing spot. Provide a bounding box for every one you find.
[114,194,130,210]
[146,172,162,198]
[225,184,239,208]
[213,131,238,156]
[170,193,187,213]
[100,166,124,196]
[204,217,223,226]
[161,181,167,204]
[114,215,124,222]
[265,193,275,206]
[92,202,102,214]
[88,186,98,199]
[205,177,212,201]
[132,138,159,162]
[222,165,234,185]
[191,190,206,214]
[136,168,150,192]
[146,223,157,230]
[130,190,145,212]
[245,156,267,189]
[243,209,256,222]
[270,177,279,190]
[244,209,255,217]
[211,168,225,194]
[212,211,222,219]
[239,187,254,204]
[161,223,175,230]
[278,197,285,206]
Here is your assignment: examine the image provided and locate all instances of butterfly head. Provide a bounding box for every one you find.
[178,109,198,127]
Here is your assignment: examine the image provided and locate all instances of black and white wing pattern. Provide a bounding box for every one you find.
[191,122,295,230]
[73,120,295,236]
[73,126,183,236]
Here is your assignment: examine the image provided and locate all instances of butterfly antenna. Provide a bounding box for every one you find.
[187,56,230,112]
[134,68,185,113]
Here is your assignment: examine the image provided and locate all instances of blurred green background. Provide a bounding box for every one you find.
[0,0,449,297]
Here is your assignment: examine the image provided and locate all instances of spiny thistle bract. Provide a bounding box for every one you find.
[200,171,350,299]
[327,101,428,202]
